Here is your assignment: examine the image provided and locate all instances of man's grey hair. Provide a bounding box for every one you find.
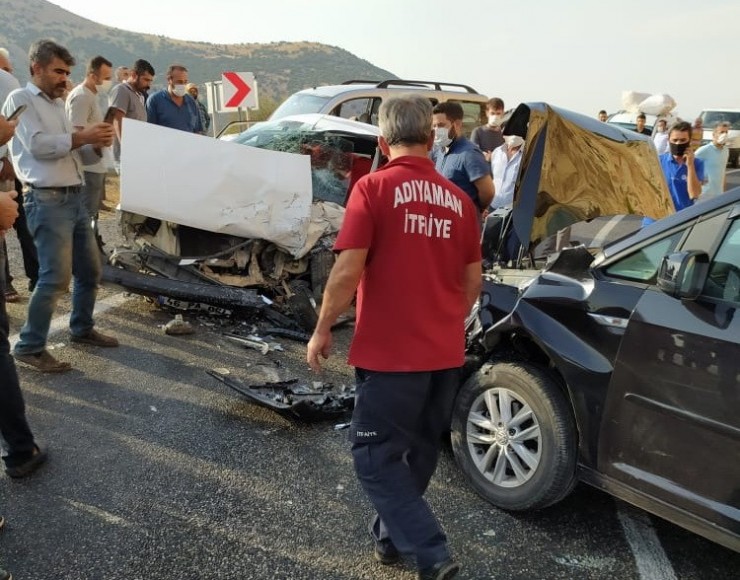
[714,121,731,131]
[379,94,433,146]
[28,39,75,73]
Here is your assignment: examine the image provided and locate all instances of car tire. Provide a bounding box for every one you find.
[451,362,577,511]
[287,280,318,332]
[310,249,335,302]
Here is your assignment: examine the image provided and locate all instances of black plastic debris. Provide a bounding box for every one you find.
[207,370,354,422]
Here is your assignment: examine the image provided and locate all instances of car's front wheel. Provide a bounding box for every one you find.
[451,362,577,511]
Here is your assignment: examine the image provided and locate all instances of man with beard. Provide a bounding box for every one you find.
[431,101,493,213]
[659,120,705,212]
[146,64,202,134]
[109,59,155,170]
[1,39,116,372]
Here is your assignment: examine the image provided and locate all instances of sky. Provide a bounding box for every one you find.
[49,0,737,120]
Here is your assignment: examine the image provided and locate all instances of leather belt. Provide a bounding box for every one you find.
[23,184,82,194]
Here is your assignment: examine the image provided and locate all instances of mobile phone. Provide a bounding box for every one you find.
[6,104,27,122]
[104,106,117,124]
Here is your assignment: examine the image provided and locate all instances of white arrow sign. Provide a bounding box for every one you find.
[220,71,258,111]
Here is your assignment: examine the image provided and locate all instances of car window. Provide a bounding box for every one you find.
[681,212,730,253]
[270,93,331,120]
[702,220,740,305]
[333,98,372,121]
[449,100,486,137]
[604,231,684,283]
[700,111,740,130]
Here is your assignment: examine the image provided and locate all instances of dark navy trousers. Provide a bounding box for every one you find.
[0,244,37,468]
[351,367,460,570]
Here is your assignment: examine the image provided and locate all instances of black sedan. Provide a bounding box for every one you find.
[454,188,740,553]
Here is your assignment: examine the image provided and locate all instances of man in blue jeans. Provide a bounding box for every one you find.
[1,108,47,580]
[2,39,117,373]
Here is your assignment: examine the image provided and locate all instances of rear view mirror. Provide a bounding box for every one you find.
[657,251,709,300]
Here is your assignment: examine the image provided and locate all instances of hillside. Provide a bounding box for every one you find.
[0,0,397,101]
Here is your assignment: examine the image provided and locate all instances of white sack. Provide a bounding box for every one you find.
[622,91,652,113]
[637,94,677,116]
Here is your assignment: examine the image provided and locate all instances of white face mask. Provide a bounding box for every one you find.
[488,114,503,127]
[434,127,452,148]
[504,135,524,149]
[716,133,728,145]
[172,84,187,97]
[98,79,113,92]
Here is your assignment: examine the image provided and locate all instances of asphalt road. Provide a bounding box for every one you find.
[1,180,740,579]
[2,269,739,576]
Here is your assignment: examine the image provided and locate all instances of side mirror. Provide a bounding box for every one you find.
[657,251,710,300]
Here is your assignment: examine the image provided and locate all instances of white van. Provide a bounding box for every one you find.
[699,109,740,167]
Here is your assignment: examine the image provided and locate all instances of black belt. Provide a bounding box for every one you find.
[24,184,82,194]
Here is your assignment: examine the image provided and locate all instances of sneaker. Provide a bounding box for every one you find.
[4,283,19,302]
[5,445,47,479]
[418,560,460,580]
[0,515,5,530]
[14,350,72,373]
[0,568,12,580]
[70,329,119,348]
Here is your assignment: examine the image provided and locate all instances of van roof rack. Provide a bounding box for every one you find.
[341,79,479,94]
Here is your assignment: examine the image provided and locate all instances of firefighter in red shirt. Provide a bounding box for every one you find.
[307,94,482,580]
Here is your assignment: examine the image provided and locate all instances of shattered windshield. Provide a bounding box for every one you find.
[234,123,356,205]
[270,93,332,120]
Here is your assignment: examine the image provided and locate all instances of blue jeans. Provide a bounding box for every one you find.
[13,188,101,355]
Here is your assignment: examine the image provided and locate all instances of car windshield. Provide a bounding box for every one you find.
[270,93,332,120]
[700,111,740,130]
[234,121,357,205]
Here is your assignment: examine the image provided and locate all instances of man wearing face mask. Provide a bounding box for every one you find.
[431,102,494,213]
[66,55,113,220]
[470,98,505,161]
[658,121,705,212]
[695,122,730,202]
[146,64,203,134]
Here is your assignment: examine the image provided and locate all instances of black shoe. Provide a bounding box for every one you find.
[418,560,460,580]
[368,518,400,565]
[5,446,47,479]
[373,537,400,565]
[0,568,12,580]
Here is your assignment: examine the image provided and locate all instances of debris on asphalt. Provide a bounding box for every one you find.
[163,314,195,335]
[333,422,351,431]
[207,370,354,421]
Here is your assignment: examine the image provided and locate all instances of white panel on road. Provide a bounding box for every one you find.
[119,119,313,257]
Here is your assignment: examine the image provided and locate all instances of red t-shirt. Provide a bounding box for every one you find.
[335,155,481,372]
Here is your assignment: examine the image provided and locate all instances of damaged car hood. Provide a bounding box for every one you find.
[504,103,674,247]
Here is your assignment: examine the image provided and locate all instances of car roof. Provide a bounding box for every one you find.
[602,187,740,258]
[701,108,740,112]
[293,82,488,101]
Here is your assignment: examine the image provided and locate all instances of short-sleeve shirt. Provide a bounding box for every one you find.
[659,153,706,212]
[470,124,504,153]
[109,82,147,122]
[430,136,491,209]
[65,83,105,173]
[146,89,202,133]
[695,143,729,200]
[335,155,482,372]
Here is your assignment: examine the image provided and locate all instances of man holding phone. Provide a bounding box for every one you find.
[658,120,706,212]
[1,39,117,373]
[65,55,113,219]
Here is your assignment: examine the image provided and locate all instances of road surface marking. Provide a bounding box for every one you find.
[9,292,129,349]
[617,507,677,580]
[64,499,133,527]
